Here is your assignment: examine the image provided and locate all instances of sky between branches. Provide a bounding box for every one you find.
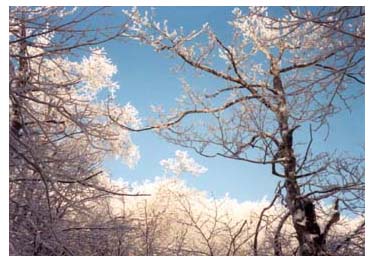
[99,6,364,202]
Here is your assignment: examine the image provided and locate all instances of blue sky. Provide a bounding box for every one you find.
[100,6,364,202]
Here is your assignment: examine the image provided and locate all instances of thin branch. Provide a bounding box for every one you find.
[254,183,281,256]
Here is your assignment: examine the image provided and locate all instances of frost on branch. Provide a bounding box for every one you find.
[9,7,146,255]
[9,6,364,255]
[160,150,207,177]
[10,15,141,168]
[97,176,364,256]
[122,6,364,256]
[78,48,119,99]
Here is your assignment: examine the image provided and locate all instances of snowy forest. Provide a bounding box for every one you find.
[9,6,365,256]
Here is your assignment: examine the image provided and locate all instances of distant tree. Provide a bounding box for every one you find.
[102,175,364,256]
[120,6,365,255]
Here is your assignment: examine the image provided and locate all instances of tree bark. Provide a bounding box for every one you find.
[271,61,325,255]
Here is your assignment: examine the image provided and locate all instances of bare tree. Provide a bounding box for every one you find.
[119,6,365,255]
[9,6,146,255]
[9,6,364,256]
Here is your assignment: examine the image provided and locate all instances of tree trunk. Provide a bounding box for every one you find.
[10,21,27,137]
[272,65,325,255]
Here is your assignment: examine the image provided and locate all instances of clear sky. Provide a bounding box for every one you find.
[100,6,365,202]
